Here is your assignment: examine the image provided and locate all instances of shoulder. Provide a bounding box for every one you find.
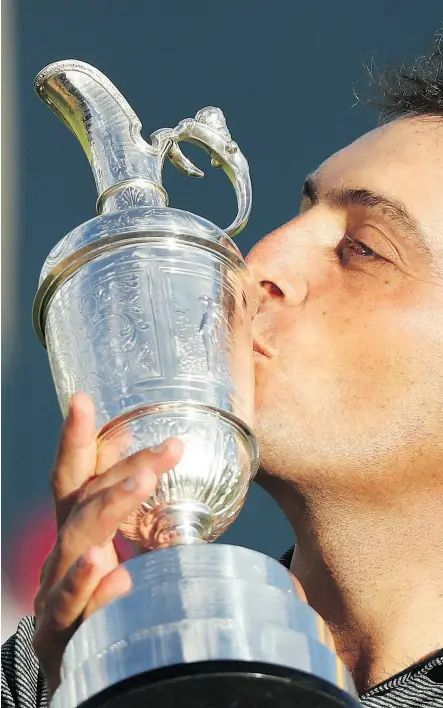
[360,649,443,707]
[2,616,48,708]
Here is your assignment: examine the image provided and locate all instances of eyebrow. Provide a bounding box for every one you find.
[301,174,432,260]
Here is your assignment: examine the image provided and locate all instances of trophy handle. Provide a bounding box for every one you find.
[151,108,252,237]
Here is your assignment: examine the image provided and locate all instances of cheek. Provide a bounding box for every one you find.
[269,294,439,413]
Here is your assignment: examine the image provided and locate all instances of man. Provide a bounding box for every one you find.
[3,41,443,707]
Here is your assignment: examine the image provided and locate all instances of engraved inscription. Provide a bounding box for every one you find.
[165,271,230,380]
[198,295,223,373]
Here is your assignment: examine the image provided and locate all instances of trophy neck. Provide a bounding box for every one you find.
[96,177,169,214]
[34,60,171,215]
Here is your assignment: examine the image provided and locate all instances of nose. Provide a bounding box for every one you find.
[247,232,308,311]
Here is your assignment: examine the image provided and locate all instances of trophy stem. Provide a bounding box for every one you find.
[148,501,213,547]
[97,403,257,550]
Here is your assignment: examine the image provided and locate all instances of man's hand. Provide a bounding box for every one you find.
[32,393,183,696]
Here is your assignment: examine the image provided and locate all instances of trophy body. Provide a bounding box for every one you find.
[34,61,360,707]
[36,204,257,548]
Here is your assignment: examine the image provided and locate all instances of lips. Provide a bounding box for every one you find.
[253,340,273,358]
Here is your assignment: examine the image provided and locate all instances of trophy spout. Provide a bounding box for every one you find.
[34,60,171,213]
[35,61,252,232]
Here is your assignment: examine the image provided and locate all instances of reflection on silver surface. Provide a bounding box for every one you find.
[52,546,359,708]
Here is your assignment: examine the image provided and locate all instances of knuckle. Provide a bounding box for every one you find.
[46,585,70,630]
[75,476,95,503]
[97,488,125,522]
[56,523,75,558]
[95,482,137,527]
[39,548,55,585]
[34,587,47,617]
[60,567,78,597]
[115,454,139,478]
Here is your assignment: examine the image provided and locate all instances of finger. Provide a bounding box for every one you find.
[84,437,183,499]
[84,564,132,619]
[37,537,118,602]
[51,393,97,527]
[53,467,158,582]
[33,546,110,695]
[95,425,135,477]
[37,546,110,632]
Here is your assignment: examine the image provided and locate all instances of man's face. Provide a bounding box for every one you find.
[248,117,443,500]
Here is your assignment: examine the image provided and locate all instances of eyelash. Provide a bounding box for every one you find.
[338,234,381,263]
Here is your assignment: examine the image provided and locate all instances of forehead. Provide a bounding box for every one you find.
[316,116,443,253]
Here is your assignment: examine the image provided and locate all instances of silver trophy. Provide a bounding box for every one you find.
[34,61,360,707]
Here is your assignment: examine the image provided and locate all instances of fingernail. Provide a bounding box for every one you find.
[122,475,138,491]
[150,440,170,453]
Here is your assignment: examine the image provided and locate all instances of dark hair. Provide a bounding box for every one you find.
[371,36,443,123]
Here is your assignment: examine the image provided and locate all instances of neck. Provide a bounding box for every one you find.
[263,476,443,694]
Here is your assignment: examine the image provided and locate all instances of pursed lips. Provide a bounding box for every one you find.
[253,340,274,358]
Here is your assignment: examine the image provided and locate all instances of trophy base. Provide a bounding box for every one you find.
[75,660,361,708]
[53,546,360,708]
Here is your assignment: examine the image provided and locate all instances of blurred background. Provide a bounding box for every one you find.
[2,0,442,640]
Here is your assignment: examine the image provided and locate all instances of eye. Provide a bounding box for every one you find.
[338,234,382,264]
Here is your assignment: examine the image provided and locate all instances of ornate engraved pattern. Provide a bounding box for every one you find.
[46,259,161,420]
[120,185,152,208]
[43,238,256,546]
[46,317,80,418]
[45,242,250,427]
[198,295,225,374]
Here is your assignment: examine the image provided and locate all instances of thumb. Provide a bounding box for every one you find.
[51,393,97,528]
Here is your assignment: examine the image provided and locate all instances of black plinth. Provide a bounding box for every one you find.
[79,661,361,708]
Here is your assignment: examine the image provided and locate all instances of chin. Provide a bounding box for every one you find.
[254,409,286,463]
